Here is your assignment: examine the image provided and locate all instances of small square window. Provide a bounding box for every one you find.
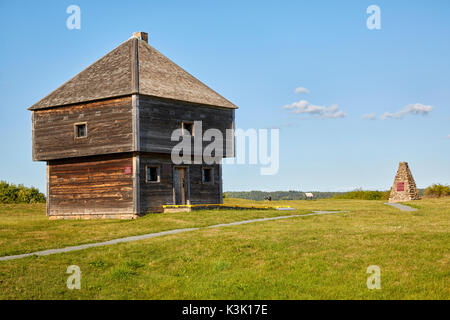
[202,168,213,184]
[182,122,194,136]
[146,166,160,183]
[75,123,87,138]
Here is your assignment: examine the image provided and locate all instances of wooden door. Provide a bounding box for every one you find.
[174,167,187,205]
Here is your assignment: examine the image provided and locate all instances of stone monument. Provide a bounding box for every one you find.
[388,162,421,202]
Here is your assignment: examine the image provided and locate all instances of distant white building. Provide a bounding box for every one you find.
[305,192,314,199]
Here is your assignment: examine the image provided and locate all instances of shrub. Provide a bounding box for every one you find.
[0,181,46,204]
[333,189,390,200]
[424,184,450,198]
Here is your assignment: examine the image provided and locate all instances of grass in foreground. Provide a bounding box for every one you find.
[0,198,449,299]
[0,203,308,257]
[0,198,391,257]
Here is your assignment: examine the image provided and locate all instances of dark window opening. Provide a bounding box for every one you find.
[75,123,87,138]
[202,168,213,184]
[146,166,160,183]
[182,122,194,136]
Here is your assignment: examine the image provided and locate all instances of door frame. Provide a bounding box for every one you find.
[172,166,190,205]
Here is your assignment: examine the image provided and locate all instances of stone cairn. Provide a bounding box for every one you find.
[388,162,421,202]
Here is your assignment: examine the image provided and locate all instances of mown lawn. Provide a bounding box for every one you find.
[0,202,308,257]
[0,198,448,299]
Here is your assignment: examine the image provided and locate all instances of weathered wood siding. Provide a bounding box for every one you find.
[48,154,134,217]
[33,97,133,161]
[33,94,229,217]
[138,95,234,157]
[188,163,221,205]
[139,154,174,212]
[139,153,222,213]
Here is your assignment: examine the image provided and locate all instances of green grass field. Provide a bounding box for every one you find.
[0,198,448,299]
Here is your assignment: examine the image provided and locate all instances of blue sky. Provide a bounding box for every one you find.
[0,0,449,192]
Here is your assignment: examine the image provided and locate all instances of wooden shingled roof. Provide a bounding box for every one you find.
[29,33,237,110]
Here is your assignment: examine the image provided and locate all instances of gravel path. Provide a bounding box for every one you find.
[384,202,418,212]
[0,210,346,262]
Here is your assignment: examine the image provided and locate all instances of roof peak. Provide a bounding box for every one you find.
[29,35,237,110]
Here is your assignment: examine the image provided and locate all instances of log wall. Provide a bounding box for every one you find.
[47,154,135,219]
[138,95,234,156]
[33,97,133,161]
[33,95,230,218]
[139,153,222,213]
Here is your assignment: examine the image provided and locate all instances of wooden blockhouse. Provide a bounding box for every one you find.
[29,32,237,219]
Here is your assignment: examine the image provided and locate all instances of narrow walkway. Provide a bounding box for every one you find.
[0,210,346,262]
[384,202,418,212]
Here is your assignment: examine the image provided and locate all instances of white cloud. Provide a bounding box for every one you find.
[294,87,309,94]
[282,100,346,119]
[447,134,450,139]
[362,113,376,120]
[380,103,433,120]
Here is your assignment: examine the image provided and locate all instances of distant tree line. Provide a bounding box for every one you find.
[225,188,432,201]
[0,181,46,204]
[224,191,340,201]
